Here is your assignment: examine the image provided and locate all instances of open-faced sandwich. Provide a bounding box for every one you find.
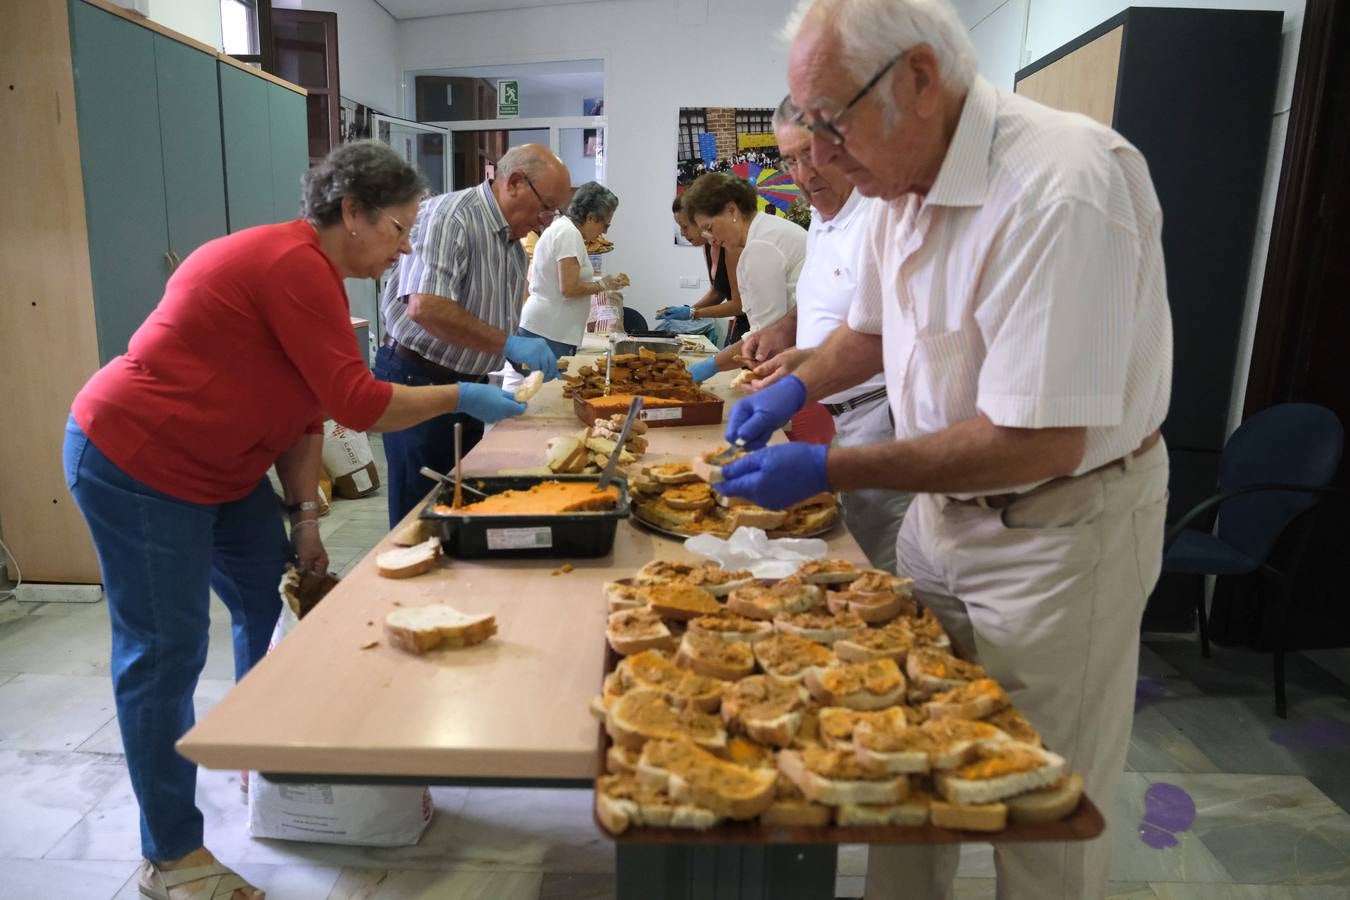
[605,687,727,753]
[753,632,836,684]
[687,613,776,644]
[637,738,778,820]
[804,658,907,710]
[727,576,823,620]
[720,674,812,747]
[674,630,757,681]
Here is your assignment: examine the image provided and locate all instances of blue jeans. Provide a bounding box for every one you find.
[516,326,577,359]
[373,344,485,528]
[62,417,286,862]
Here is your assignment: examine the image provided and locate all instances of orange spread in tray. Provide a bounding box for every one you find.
[457,481,618,515]
[588,394,691,415]
[954,747,1046,781]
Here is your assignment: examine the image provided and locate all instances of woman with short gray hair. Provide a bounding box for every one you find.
[63,140,527,900]
[518,180,626,355]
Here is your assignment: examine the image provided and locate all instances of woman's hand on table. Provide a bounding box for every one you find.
[291,523,329,575]
[456,382,528,423]
[657,305,693,321]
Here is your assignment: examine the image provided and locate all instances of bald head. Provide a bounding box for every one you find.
[494,144,572,239]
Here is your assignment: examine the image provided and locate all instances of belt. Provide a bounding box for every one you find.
[383,338,488,384]
[952,429,1163,511]
[824,386,888,417]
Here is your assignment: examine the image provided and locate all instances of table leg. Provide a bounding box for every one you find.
[615,843,837,900]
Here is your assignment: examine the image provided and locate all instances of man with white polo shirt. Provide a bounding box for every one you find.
[718,0,1173,897]
[740,96,912,570]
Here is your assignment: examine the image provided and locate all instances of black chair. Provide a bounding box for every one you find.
[621,307,649,333]
[1162,402,1343,717]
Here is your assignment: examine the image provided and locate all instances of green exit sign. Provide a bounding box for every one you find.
[497,80,520,118]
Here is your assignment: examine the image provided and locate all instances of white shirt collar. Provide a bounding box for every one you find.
[812,188,866,234]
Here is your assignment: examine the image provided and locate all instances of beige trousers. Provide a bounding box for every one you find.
[834,397,913,571]
[865,439,1169,900]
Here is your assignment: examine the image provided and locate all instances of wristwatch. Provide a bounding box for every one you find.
[285,500,321,515]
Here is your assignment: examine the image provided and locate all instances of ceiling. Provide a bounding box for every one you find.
[376,0,643,20]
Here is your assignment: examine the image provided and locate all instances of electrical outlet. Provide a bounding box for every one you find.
[679,276,702,289]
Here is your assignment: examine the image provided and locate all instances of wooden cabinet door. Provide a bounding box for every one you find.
[268,84,310,222]
[154,34,228,264]
[69,0,170,363]
[219,61,275,231]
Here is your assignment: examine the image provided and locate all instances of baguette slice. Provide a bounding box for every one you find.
[826,589,907,624]
[726,577,822,621]
[730,506,789,530]
[834,621,916,664]
[804,659,906,711]
[376,537,442,579]
[930,799,1007,832]
[933,743,1066,805]
[753,633,836,684]
[607,607,678,656]
[605,688,727,753]
[514,369,544,402]
[661,482,717,512]
[383,605,496,654]
[687,614,775,644]
[644,463,702,485]
[796,559,863,585]
[924,678,1011,722]
[1005,772,1084,824]
[916,719,1014,771]
[817,706,914,751]
[594,773,720,835]
[641,582,722,621]
[675,631,756,681]
[638,738,777,820]
[617,649,725,713]
[720,675,811,747]
[906,647,986,699]
[836,789,931,826]
[777,747,910,807]
[773,610,867,645]
[633,560,755,598]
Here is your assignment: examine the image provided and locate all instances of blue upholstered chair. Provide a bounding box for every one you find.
[1162,402,1343,717]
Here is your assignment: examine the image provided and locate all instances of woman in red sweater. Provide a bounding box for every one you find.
[63,141,523,900]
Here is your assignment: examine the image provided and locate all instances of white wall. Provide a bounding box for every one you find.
[396,0,796,322]
[954,0,1304,434]
[126,0,222,47]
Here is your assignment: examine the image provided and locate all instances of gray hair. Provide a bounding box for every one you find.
[771,94,800,131]
[567,181,619,224]
[496,144,563,184]
[301,140,426,227]
[783,0,977,96]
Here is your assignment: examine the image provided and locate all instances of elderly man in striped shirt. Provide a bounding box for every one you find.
[376,144,572,527]
[719,0,1173,897]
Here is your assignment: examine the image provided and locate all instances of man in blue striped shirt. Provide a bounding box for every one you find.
[376,144,572,526]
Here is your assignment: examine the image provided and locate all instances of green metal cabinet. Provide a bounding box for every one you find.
[269,87,309,221]
[69,0,171,363]
[219,63,275,231]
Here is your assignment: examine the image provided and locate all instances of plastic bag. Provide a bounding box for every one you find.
[684,527,829,579]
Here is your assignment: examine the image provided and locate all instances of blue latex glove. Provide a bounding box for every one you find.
[688,357,719,383]
[725,375,807,449]
[455,382,527,423]
[658,305,693,321]
[503,334,560,381]
[716,443,831,510]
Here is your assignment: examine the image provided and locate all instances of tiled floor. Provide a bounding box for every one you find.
[3,437,1349,899]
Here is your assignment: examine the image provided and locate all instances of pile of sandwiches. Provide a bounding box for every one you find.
[543,414,651,475]
[561,347,707,402]
[591,559,1084,834]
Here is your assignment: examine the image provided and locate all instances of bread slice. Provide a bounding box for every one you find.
[594,773,720,835]
[675,631,756,681]
[638,738,777,820]
[834,620,916,664]
[591,671,627,720]
[605,744,641,775]
[636,499,707,531]
[826,589,907,625]
[753,633,836,684]
[914,719,1014,771]
[1005,772,1084,824]
[773,610,866,645]
[375,537,442,579]
[644,462,702,484]
[607,608,678,656]
[383,605,496,654]
[905,647,985,699]
[762,773,833,826]
[633,560,754,598]
[726,577,822,621]
[836,790,931,827]
[846,569,916,598]
[514,370,545,402]
[933,743,1066,805]
[777,747,910,807]
[849,715,932,775]
[721,675,812,747]
[603,578,645,612]
[662,482,717,512]
[816,706,913,751]
[909,608,952,651]
[725,734,778,771]
[729,506,789,530]
[804,659,906,710]
[389,518,435,548]
[797,559,863,586]
[617,649,725,713]
[924,678,1011,722]
[640,582,722,621]
[930,799,1007,832]
[984,707,1042,747]
[605,688,727,753]
[687,614,775,644]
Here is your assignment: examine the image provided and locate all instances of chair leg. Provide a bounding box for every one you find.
[1273,650,1288,719]
[1196,576,1211,658]
[1267,567,1297,719]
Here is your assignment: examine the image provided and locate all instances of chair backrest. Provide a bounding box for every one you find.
[1217,402,1343,561]
[622,307,649,334]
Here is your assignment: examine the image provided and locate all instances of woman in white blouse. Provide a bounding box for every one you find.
[676,173,806,382]
[518,181,625,355]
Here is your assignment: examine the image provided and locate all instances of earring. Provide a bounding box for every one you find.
[350,230,357,237]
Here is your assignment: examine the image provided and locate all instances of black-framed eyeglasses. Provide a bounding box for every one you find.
[792,50,907,146]
[522,173,561,222]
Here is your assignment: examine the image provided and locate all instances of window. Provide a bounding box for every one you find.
[221,0,274,71]
[735,109,773,135]
[678,108,707,162]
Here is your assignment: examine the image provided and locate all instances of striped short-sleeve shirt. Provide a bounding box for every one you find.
[381,181,528,375]
[848,76,1172,490]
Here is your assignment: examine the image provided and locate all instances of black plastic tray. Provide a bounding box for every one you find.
[418,474,631,559]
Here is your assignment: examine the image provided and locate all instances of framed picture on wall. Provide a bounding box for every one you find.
[583,128,600,158]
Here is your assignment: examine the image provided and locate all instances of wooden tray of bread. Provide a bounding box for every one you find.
[629,460,840,539]
[589,559,1105,844]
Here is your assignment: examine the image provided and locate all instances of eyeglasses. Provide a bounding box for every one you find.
[779,150,813,172]
[522,173,561,222]
[381,211,407,237]
[792,50,907,146]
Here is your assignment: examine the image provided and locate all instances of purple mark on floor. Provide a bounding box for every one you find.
[1135,677,1170,709]
[1138,782,1196,849]
[1268,719,1350,749]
